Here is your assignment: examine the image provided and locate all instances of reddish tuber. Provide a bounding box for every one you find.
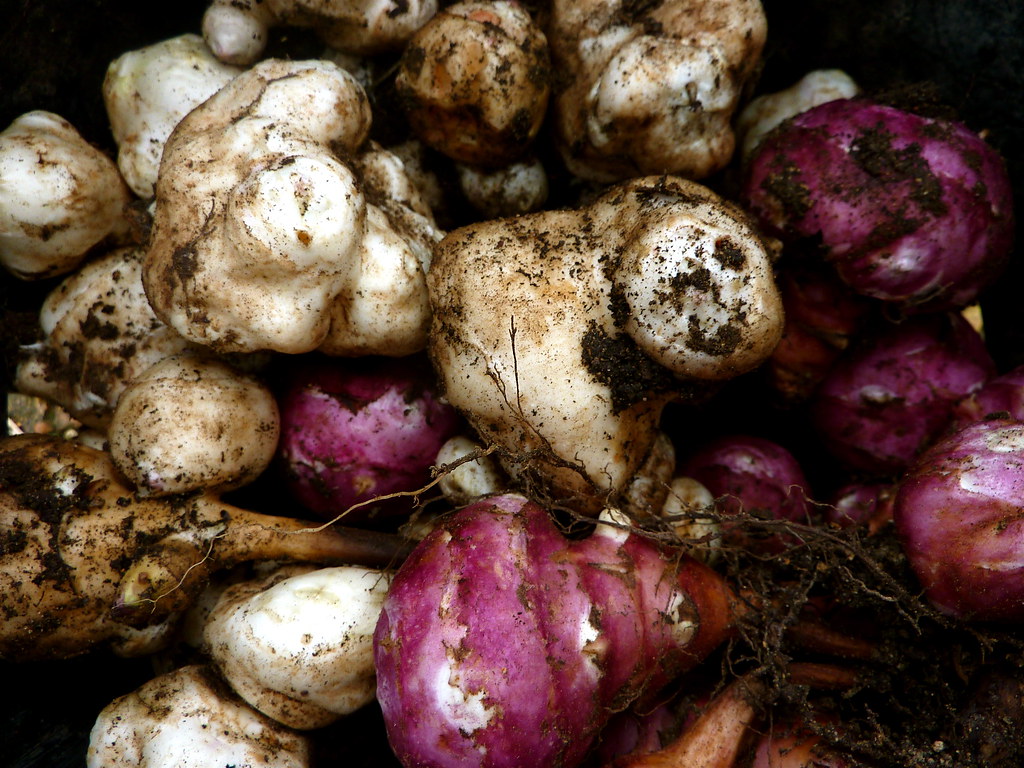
[742,98,1015,312]
[276,355,462,519]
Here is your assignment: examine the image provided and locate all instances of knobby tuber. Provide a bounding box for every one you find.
[428,175,783,512]
[143,58,441,356]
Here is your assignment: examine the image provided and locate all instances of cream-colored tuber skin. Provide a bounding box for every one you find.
[662,476,722,563]
[202,0,438,65]
[203,563,392,729]
[103,34,243,199]
[456,156,550,218]
[15,246,195,430]
[435,434,506,507]
[108,352,280,497]
[546,0,767,182]
[143,58,442,356]
[87,664,311,768]
[0,434,413,661]
[395,0,551,166]
[428,175,783,512]
[0,111,133,279]
[736,68,860,162]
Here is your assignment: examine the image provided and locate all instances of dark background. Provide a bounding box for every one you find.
[0,1,1022,766]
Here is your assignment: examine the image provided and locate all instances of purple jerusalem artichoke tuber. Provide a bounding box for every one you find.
[373,494,737,768]
[741,97,1015,312]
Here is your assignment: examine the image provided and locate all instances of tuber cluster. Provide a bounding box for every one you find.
[1,2,1022,768]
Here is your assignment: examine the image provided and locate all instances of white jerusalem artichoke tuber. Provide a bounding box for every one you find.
[107,352,280,497]
[428,175,783,512]
[203,563,392,729]
[0,111,134,279]
[87,664,311,768]
[546,0,767,182]
[142,58,442,356]
[0,434,412,661]
[103,34,243,200]
[15,246,195,429]
[201,0,438,65]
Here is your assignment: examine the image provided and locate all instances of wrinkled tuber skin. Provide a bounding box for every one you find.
[374,494,735,768]
[87,664,311,768]
[204,563,392,729]
[428,175,783,511]
[0,111,134,280]
[108,352,280,497]
[103,34,243,200]
[0,434,411,661]
[546,0,767,182]
[395,0,551,166]
[742,98,1016,312]
[144,58,441,356]
[894,418,1024,622]
[15,246,196,429]
[202,0,438,64]
[812,312,996,477]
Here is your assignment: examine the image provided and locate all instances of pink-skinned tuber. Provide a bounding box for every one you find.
[811,311,995,477]
[428,175,783,512]
[681,433,813,551]
[276,354,462,520]
[894,417,1024,622]
[373,493,737,768]
[0,434,412,661]
[741,98,1015,312]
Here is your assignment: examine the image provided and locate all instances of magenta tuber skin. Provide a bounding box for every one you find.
[894,418,1024,623]
[276,355,462,519]
[741,98,1015,312]
[951,363,1024,430]
[681,434,813,552]
[373,493,735,768]
[811,312,996,477]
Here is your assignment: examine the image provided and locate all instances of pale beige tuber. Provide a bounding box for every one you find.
[15,246,195,429]
[202,0,438,65]
[0,111,134,279]
[103,33,243,199]
[107,352,280,497]
[143,58,442,356]
[546,0,767,182]
[428,175,783,512]
[203,563,392,729]
[87,664,311,768]
[0,434,412,661]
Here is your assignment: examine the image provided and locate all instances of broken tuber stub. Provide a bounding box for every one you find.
[428,175,783,511]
